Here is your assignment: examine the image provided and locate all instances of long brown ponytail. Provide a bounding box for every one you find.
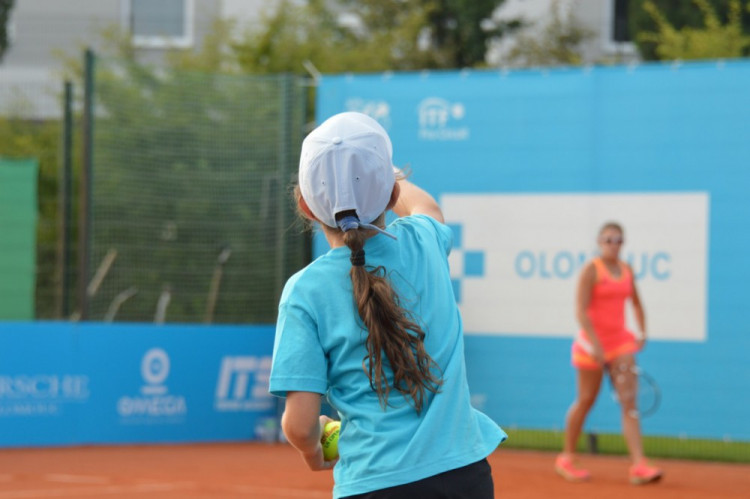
[337,211,443,415]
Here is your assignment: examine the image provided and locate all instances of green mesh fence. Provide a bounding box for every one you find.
[89,57,309,324]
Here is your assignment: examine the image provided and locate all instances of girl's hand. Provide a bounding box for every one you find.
[301,444,336,471]
[300,415,339,471]
[281,393,338,472]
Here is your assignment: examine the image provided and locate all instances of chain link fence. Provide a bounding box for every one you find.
[0,54,311,324]
[87,57,310,323]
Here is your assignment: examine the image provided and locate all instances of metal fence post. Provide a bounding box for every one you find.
[60,80,73,318]
[76,48,95,320]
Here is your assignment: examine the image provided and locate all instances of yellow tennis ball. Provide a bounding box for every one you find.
[321,420,341,461]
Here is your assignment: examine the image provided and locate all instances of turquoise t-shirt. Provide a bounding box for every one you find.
[270,214,506,498]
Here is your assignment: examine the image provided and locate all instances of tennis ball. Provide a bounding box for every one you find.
[321,420,341,461]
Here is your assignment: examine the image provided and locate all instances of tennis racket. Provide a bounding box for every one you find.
[607,363,660,418]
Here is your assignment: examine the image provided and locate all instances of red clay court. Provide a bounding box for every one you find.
[0,443,747,498]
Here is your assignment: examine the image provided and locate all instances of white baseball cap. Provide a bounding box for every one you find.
[299,112,396,229]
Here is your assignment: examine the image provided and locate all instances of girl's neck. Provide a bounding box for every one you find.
[321,226,378,249]
[323,231,346,248]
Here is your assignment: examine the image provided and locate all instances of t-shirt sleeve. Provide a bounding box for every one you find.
[408,214,454,256]
[269,293,328,398]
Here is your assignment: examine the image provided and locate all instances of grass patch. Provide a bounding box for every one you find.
[501,428,750,463]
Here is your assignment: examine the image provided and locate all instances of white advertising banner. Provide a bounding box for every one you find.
[442,193,709,341]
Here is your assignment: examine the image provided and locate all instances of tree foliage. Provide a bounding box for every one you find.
[0,0,13,61]
[231,0,516,73]
[416,0,520,68]
[631,0,750,60]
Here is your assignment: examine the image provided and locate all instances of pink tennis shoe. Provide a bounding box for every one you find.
[629,460,663,485]
[554,454,591,482]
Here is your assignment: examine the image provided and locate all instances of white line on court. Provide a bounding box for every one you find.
[0,481,195,498]
[43,475,109,484]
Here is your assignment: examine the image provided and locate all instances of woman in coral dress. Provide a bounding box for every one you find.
[555,222,663,485]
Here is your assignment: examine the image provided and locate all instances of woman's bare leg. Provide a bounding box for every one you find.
[609,354,645,463]
[562,367,604,456]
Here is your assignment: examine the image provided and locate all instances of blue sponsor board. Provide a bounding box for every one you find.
[316,61,750,442]
[0,322,277,447]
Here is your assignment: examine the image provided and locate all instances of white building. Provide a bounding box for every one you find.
[490,0,637,67]
[0,0,277,118]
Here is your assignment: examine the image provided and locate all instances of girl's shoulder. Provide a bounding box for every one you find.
[391,214,453,251]
[280,254,343,301]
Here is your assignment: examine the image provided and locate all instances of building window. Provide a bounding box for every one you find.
[612,0,630,42]
[123,0,194,49]
[603,0,636,56]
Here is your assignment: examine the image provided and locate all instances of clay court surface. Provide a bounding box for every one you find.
[0,443,747,498]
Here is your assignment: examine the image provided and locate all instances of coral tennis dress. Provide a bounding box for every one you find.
[572,257,640,369]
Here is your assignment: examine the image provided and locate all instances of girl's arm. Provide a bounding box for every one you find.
[392,179,444,223]
[281,391,336,471]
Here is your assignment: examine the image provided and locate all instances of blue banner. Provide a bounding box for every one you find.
[316,60,750,442]
[0,322,277,447]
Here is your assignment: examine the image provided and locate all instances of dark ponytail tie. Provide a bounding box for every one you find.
[350,249,365,267]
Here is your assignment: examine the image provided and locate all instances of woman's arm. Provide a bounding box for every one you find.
[628,265,647,348]
[576,262,604,364]
[392,179,444,223]
[281,392,336,471]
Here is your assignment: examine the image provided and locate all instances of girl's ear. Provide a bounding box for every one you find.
[386,182,401,210]
[298,197,316,221]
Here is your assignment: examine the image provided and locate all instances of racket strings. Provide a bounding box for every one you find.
[608,363,660,418]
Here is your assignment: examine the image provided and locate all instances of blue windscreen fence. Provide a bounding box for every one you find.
[0,322,277,447]
[315,60,750,443]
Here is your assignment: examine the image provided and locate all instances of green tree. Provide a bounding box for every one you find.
[231,0,385,73]
[418,0,520,68]
[0,0,13,61]
[630,0,750,60]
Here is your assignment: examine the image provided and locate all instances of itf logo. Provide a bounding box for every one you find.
[215,356,274,412]
[418,97,469,141]
[117,348,187,421]
[447,223,486,304]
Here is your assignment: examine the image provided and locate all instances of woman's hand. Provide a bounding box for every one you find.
[591,341,606,365]
[636,334,647,351]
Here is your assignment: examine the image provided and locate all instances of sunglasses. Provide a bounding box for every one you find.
[601,236,624,245]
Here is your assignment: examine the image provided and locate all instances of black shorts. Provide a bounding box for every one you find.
[342,458,494,499]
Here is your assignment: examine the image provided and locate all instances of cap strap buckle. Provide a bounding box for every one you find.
[336,215,397,240]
